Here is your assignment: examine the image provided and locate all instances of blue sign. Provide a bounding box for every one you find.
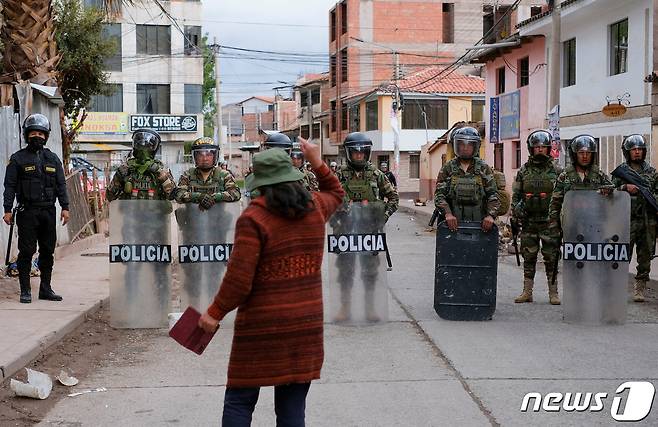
[499,91,520,140]
[489,97,499,144]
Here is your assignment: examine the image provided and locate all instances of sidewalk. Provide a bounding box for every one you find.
[0,235,109,382]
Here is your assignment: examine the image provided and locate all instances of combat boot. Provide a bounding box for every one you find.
[38,283,62,301]
[333,300,351,322]
[547,273,560,305]
[365,293,380,322]
[633,280,647,303]
[514,278,533,303]
[19,280,31,304]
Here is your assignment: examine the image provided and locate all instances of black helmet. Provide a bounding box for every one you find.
[132,129,161,159]
[343,132,372,170]
[451,126,481,160]
[569,134,597,166]
[23,113,51,142]
[263,132,292,154]
[622,134,647,162]
[290,143,304,160]
[526,129,552,157]
[191,136,219,170]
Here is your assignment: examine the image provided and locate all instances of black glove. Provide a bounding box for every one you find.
[148,161,162,175]
[199,193,215,210]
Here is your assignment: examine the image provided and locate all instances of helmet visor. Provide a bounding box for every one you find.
[454,140,477,159]
[133,131,160,152]
[193,148,218,168]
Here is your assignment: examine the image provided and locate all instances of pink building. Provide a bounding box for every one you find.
[472,35,548,187]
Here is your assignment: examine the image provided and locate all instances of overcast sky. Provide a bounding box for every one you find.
[200,0,339,105]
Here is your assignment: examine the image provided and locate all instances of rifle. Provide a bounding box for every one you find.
[384,242,393,271]
[428,208,444,227]
[510,218,521,267]
[5,205,18,271]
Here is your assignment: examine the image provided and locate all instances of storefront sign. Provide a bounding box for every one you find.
[489,97,499,144]
[602,104,627,117]
[79,112,129,135]
[130,115,198,133]
[500,90,520,140]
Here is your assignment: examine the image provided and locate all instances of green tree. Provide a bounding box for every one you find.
[53,0,117,165]
[202,34,217,138]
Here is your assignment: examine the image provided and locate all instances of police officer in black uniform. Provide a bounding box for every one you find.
[3,114,69,303]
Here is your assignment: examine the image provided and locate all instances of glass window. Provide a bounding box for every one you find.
[496,67,505,94]
[518,57,529,87]
[494,143,504,172]
[442,3,454,43]
[311,88,321,105]
[349,104,360,132]
[341,49,348,83]
[88,84,123,112]
[137,84,170,114]
[312,123,321,139]
[184,84,202,114]
[136,25,171,55]
[610,18,628,75]
[330,100,336,131]
[409,153,420,179]
[402,99,448,129]
[184,26,201,55]
[514,140,521,169]
[331,10,336,41]
[102,24,122,72]
[366,100,378,131]
[563,38,576,87]
[330,55,336,87]
[300,125,310,139]
[341,103,348,130]
[341,2,347,35]
[471,99,485,122]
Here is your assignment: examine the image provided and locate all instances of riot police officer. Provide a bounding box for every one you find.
[434,126,500,232]
[512,130,562,305]
[379,162,397,188]
[106,129,176,201]
[3,113,69,303]
[175,137,241,208]
[261,132,293,155]
[334,132,399,322]
[548,134,613,237]
[612,134,658,302]
[291,143,319,191]
[330,161,338,175]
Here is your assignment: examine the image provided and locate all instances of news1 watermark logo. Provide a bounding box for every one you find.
[520,382,655,422]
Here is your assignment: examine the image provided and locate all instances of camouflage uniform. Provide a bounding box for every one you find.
[612,161,658,283]
[174,166,241,203]
[301,168,319,192]
[336,163,399,219]
[512,158,562,287]
[434,157,500,221]
[106,157,176,201]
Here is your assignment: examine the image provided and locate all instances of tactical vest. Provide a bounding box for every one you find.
[341,167,380,202]
[186,167,227,194]
[121,159,165,200]
[449,172,484,221]
[521,164,558,220]
[618,163,655,219]
[493,170,511,217]
[565,166,606,190]
[16,151,59,207]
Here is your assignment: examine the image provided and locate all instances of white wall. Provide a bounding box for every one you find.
[365,129,448,152]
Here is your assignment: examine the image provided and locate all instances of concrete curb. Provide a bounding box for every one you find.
[398,204,433,225]
[0,297,108,382]
[55,233,107,260]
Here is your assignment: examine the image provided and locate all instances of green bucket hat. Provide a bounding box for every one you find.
[246,148,305,192]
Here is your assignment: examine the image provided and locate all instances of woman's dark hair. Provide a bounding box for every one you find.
[260,181,315,219]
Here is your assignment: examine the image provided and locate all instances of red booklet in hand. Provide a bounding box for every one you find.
[169,307,216,355]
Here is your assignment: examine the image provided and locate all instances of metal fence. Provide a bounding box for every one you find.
[65,171,95,242]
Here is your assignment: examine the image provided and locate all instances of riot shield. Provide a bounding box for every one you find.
[109,200,173,328]
[326,202,389,324]
[175,202,240,312]
[434,221,498,321]
[562,190,630,324]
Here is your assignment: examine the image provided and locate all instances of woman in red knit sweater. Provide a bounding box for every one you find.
[199,138,345,426]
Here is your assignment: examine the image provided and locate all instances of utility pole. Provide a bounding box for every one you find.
[227,108,232,163]
[547,1,561,162]
[392,51,401,186]
[213,37,224,153]
[307,90,313,141]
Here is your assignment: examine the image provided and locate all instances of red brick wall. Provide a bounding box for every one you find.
[372,2,443,43]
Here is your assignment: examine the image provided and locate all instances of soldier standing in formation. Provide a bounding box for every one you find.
[291,143,319,191]
[434,126,500,233]
[333,132,399,322]
[511,130,562,305]
[3,114,69,303]
[612,135,658,302]
[379,162,397,188]
[106,129,176,202]
[175,137,241,208]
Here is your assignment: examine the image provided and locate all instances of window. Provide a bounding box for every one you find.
[310,88,321,105]
[409,153,420,179]
[471,99,485,122]
[518,56,529,87]
[563,38,576,87]
[341,2,347,35]
[514,140,521,169]
[349,104,360,132]
[184,26,201,55]
[330,55,336,86]
[312,123,321,139]
[137,84,170,114]
[610,18,628,75]
[341,103,348,130]
[496,67,505,94]
[330,100,336,131]
[341,49,348,83]
[330,10,336,41]
[136,25,171,55]
[483,5,511,44]
[300,125,310,139]
[89,84,123,112]
[184,84,202,114]
[494,143,504,171]
[102,24,122,71]
[402,99,448,129]
[366,100,378,131]
[442,3,454,44]
[530,6,543,17]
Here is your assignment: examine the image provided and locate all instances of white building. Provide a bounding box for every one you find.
[518,0,654,171]
[76,0,204,178]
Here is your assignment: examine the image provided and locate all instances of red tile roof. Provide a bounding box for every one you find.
[398,67,485,94]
